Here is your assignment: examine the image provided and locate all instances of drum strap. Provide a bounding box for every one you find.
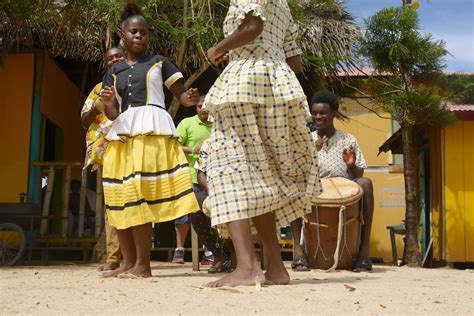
[321,205,343,272]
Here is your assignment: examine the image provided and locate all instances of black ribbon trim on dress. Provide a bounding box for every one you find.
[106,188,195,211]
[103,163,189,184]
[147,103,166,110]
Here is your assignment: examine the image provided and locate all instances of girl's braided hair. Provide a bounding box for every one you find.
[120,1,147,30]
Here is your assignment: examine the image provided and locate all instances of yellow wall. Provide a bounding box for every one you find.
[336,109,392,167]
[366,171,406,262]
[0,54,34,202]
[335,99,406,263]
[41,56,85,162]
[444,120,474,262]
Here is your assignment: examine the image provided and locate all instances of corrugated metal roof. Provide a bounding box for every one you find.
[448,104,474,112]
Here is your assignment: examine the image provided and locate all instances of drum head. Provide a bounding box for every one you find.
[316,177,362,206]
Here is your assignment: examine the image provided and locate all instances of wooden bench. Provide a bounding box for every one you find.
[33,235,98,263]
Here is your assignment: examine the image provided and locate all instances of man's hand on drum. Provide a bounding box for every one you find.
[343,146,357,168]
[315,136,328,151]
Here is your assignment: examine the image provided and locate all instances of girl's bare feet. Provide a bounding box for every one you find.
[264,266,290,285]
[204,266,265,287]
[126,264,152,278]
[101,262,134,278]
[97,262,120,272]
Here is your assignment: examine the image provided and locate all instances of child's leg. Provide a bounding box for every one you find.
[102,227,136,277]
[290,217,310,271]
[205,218,264,287]
[175,223,190,249]
[128,223,152,277]
[252,212,290,284]
[290,218,304,257]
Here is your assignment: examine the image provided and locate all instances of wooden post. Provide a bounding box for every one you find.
[78,168,88,237]
[61,165,72,237]
[40,167,55,235]
[191,226,199,271]
[95,166,104,238]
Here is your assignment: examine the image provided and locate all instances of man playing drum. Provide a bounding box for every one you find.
[291,90,374,272]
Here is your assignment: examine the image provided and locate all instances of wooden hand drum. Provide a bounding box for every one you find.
[304,177,363,270]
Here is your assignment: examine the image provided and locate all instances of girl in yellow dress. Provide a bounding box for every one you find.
[99,2,200,278]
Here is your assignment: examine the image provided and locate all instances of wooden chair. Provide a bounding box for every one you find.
[386,223,406,265]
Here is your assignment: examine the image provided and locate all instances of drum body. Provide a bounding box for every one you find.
[304,177,363,270]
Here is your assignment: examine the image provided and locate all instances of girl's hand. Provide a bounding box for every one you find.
[99,86,115,107]
[93,99,105,112]
[184,88,200,106]
[207,47,228,66]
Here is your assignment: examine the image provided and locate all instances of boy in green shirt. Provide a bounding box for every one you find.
[172,98,215,265]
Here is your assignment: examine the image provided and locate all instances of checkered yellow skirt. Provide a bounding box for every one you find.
[206,100,322,236]
[103,135,199,229]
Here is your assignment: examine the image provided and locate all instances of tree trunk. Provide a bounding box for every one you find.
[400,124,422,267]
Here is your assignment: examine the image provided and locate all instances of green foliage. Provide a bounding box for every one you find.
[1,0,359,80]
[359,6,454,127]
[378,86,456,126]
[287,0,307,23]
[443,74,474,104]
[360,7,447,76]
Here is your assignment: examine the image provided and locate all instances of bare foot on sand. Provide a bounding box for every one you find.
[101,263,133,278]
[204,267,265,287]
[97,262,120,272]
[265,267,290,285]
[126,265,152,278]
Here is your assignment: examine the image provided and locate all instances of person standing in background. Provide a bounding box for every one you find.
[80,47,125,272]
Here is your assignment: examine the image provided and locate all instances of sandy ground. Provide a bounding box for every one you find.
[1,262,473,315]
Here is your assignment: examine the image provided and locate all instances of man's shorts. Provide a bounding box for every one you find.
[174,184,206,225]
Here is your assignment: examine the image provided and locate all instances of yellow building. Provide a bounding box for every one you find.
[0,53,85,204]
[379,104,474,264]
[439,106,474,263]
[336,97,406,263]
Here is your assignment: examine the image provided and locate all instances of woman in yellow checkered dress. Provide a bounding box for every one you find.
[204,0,322,287]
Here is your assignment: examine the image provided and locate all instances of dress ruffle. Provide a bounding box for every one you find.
[233,1,267,25]
[204,52,307,111]
[105,106,177,142]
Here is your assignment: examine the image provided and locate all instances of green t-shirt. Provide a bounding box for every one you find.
[176,115,212,183]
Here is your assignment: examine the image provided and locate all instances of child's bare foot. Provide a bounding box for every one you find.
[101,263,133,278]
[264,267,290,285]
[97,262,120,272]
[204,267,265,287]
[126,265,152,278]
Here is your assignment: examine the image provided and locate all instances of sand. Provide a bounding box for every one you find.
[1,262,472,315]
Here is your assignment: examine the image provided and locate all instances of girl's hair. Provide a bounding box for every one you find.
[120,2,147,30]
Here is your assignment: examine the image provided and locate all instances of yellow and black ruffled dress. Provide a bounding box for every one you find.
[102,55,199,229]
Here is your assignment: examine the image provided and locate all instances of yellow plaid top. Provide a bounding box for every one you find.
[205,0,306,109]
